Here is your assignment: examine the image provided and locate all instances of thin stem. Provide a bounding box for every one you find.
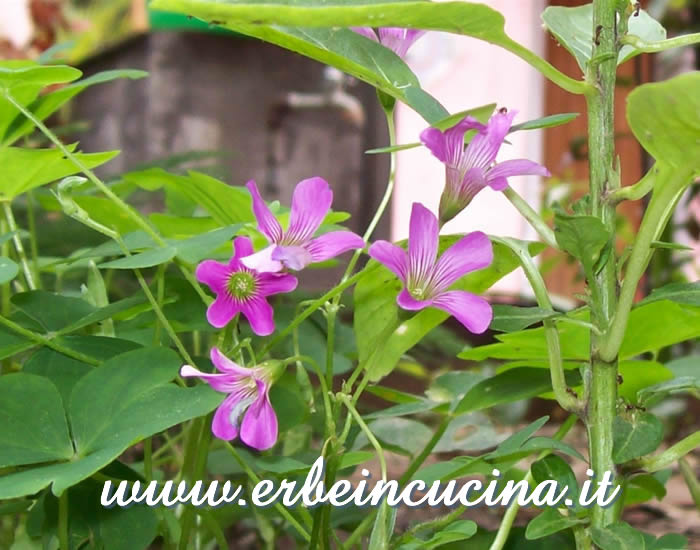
[25,190,40,284]
[0,314,101,365]
[679,457,700,512]
[489,415,578,550]
[325,303,337,395]
[338,394,386,481]
[223,442,312,541]
[503,187,558,249]
[2,202,36,290]
[143,438,153,483]
[605,164,658,204]
[620,32,700,54]
[389,505,466,550]
[58,490,69,550]
[629,431,700,473]
[399,415,450,484]
[494,237,582,413]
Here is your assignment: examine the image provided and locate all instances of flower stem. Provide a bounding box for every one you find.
[503,187,558,249]
[58,490,69,550]
[2,201,36,290]
[338,393,387,481]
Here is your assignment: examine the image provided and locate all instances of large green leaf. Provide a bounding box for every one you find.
[542,4,665,72]
[639,281,700,307]
[355,238,543,381]
[591,522,646,550]
[553,211,610,272]
[0,63,81,88]
[0,146,118,200]
[612,412,664,464]
[526,508,583,540]
[0,347,222,498]
[151,0,584,121]
[627,71,700,170]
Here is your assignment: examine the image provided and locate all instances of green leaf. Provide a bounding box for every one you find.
[0,373,74,467]
[510,113,579,132]
[0,347,222,498]
[454,367,581,415]
[640,282,700,307]
[2,69,148,146]
[526,508,583,540]
[0,256,18,284]
[98,246,178,269]
[368,501,397,550]
[542,4,665,72]
[355,238,543,381]
[490,305,557,332]
[651,534,688,550]
[531,455,579,507]
[0,64,81,87]
[422,520,477,548]
[612,412,664,464]
[12,291,96,332]
[627,71,700,169]
[591,522,647,550]
[624,471,670,506]
[0,146,118,200]
[554,210,610,270]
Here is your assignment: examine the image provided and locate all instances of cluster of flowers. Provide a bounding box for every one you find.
[181,28,550,451]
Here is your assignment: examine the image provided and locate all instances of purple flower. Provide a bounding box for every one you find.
[242,177,365,272]
[196,236,297,335]
[369,203,493,334]
[420,109,551,224]
[352,27,425,59]
[180,348,280,450]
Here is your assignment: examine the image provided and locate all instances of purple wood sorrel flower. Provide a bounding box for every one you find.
[352,27,425,59]
[369,203,494,334]
[242,177,365,272]
[420,109,551,224]
[180,348,281,450]
[196,236,297,335]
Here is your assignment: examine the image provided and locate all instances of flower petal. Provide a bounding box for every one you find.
[462,109,517,169]
[420,116,485,166]
[210,347,250,376]
[241,245,284,273]
[180,364,239,392]
[431,231,493,292]
[246,180,283,243]
[486,158,550,191]
[396,288,432,311]
[206,294,240,328]
[408,203,438,285]
[306,231,365,263]
[195,260,230,294]
[240,296,275,336]
[211,393,241,441]
[240,380,278,450]
[271,244,314,271]
[256,271,298,296]
[432,290,493,334]
[377,27,425,58]
[286,177,333,243]
[368,241,408,282]
[229,236,255,269]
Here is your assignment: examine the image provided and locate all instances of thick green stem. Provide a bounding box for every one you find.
[2,202,36,290]
[585,0,621,532]
[600,169,692,362]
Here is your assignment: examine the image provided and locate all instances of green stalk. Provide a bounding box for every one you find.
[503,187,558,249]
[58,491,69,550]
[628,431,700,473]
[585,0,622,531]
[679,457,700,512]
[2,202,36,290]
[620,32,700,53]
[25,190,40,283]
